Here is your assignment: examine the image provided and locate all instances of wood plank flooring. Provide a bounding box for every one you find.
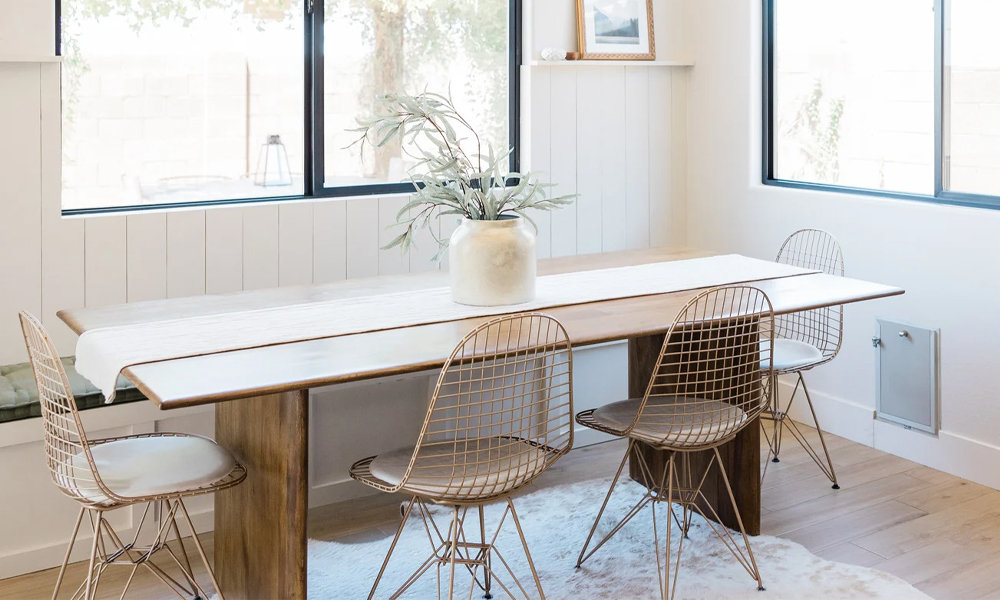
[2,423,998,599]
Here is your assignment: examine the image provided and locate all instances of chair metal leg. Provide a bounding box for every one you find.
[52,506,86,600]
[506,498,545,600]
[372,495,543,600]
[760,372,840,489]
[167,503,201,597]
[798,374,840,488]
[83,511,101,600]
[478,506,493,599]
[575,440,635,568]
[369,496,418,600]
[177,498,225,600]
[712,447,764,591]
[447,507,460,600]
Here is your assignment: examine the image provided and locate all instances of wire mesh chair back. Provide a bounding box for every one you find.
[627,286,775,449]
[775,228,845,364]
[402,313,574,503]
[19,311,110,507]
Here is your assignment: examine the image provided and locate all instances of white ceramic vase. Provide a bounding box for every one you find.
[448,216,537,306]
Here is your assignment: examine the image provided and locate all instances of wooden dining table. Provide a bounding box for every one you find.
[58,245,904,600]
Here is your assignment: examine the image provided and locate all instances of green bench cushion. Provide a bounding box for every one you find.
[0,358,145,424]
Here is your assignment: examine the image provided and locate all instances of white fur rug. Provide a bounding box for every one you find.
[307,477,930,599]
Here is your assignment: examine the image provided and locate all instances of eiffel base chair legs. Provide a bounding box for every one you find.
[368,496,545,600]
[576,440,764,600]
[760,372,840,489]
[52,498,221,600]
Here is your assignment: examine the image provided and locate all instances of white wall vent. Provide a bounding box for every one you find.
[874,318,940,435]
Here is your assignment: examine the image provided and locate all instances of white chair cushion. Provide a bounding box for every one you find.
[763,339,824,372]
[370,437,549,499]
[591,397,748,448]
[72,435,237,502]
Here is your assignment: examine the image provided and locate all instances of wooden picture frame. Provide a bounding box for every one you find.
[576,0,656,61]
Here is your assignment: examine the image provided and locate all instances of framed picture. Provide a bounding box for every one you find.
[576,0,656,60]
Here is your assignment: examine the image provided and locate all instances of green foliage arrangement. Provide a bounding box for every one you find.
[352,92,575,259]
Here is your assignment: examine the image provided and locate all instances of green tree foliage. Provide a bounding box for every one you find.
[783,79,845,184]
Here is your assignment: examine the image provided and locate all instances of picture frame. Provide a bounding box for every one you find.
[576,0,656,61]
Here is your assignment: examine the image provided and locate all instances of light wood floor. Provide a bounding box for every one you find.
[3,424,998,599]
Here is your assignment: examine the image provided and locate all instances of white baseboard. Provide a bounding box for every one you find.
[780,378,1000,492]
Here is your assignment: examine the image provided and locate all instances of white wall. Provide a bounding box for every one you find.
[0,0,689,578]
[685,0,1000,490]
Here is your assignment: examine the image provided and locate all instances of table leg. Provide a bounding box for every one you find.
[626,334,761,536]
[214,390,309,600]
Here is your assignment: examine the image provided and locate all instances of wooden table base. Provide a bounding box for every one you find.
[214,391,309,600]
[626,334,761,536]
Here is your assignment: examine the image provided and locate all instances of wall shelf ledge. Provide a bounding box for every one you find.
[527,59,693,67]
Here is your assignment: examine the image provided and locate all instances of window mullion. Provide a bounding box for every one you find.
[934,0,946,197]
[307,0,325,197]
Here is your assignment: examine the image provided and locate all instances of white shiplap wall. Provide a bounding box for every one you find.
[0,62,688,364]
[0,0,690,578]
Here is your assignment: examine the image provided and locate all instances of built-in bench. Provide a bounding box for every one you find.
[0,358,146,424]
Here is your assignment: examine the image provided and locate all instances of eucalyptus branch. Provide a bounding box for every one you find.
[352,91,576,261]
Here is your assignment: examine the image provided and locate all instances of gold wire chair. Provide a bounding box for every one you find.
[574,286,774,600]
[19,312,247,600]
[759,229,844,489]
[350,313,574,600]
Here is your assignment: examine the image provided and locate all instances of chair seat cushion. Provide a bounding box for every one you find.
[591,397,748,448]
[72,435,237,502]
[369,437,549,499]
[763,339,824,371]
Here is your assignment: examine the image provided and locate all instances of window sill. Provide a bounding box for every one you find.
[60,187,416,218]
[762,178,1000,212]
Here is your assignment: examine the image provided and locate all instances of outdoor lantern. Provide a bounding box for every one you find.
[253,134,292,186]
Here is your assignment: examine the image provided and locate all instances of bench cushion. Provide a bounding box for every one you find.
[0,358,141,424]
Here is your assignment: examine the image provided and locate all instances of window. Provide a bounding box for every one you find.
[763,0,1000,209]
[58,0,520,214]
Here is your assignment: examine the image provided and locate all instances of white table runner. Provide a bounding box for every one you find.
[75,255,815,402]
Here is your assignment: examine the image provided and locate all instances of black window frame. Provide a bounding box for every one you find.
[762,0,1000,211]
[57,0,522,216]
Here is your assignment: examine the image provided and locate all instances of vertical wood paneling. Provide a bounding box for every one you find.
[205,207,243,294]
[39,63,84,355]
[313,201,347,283]
[670,71,689,246]
[278,203,314,287]
[166,210,206,298]
[549,68,578,257]
[524,66,552,259]
[126,213,167,302]
[576,68,604,254]
[649,68,674,247]
[0,64,42,363]
[600,66,628,253]
[84,216,127,309]
[625,67,651,249]
[242,205,279,291]
[345,198,379,279]
[377,196,410,276]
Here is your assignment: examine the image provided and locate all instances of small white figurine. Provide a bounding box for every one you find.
[540,48,568,61]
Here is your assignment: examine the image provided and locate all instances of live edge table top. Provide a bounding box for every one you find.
[58,246,904,410]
